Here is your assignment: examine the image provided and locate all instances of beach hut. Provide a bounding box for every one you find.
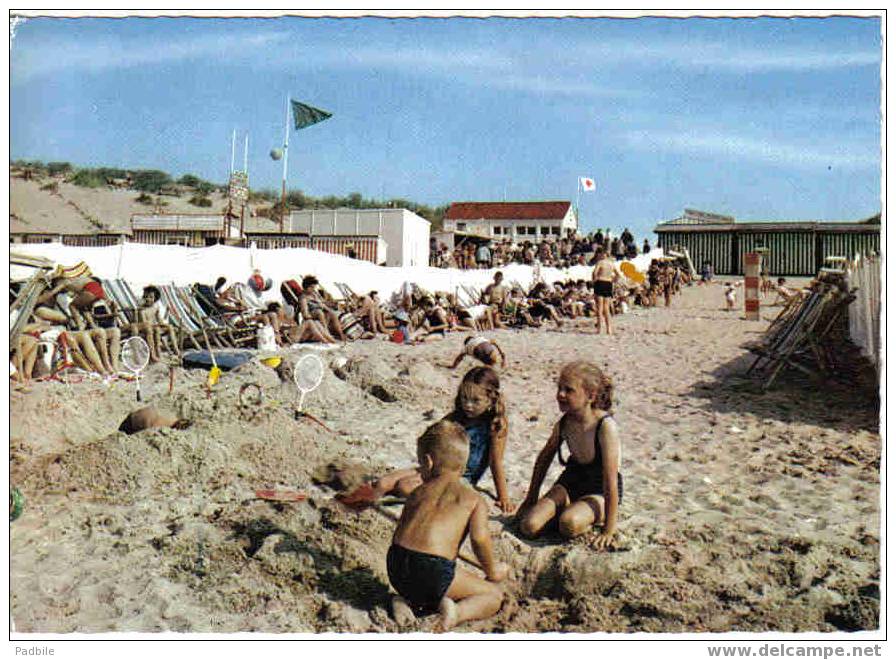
[131,213,240,247]
[654,209,880,276]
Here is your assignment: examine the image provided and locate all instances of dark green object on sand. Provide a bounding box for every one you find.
[10,487,24,522]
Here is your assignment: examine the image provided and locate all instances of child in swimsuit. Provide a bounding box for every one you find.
[725,283,737,311]
[447,335,506,369]
[517,361,622,549]
[372,367,514,513]
[387,420,509,630]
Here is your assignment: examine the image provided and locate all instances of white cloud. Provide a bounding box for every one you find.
[624,129,879,170]
[578,39,880,73]
[12,30,292,82]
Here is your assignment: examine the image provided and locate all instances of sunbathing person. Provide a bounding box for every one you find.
[38,273,109,330]
[18,314,113,376]
[10,332,40,384]
[528,283,563,328]
[357,291,390,334]
[420,297,456,335]
[299,276,348,342]
[386,420,509,630]
[132,286,179,361]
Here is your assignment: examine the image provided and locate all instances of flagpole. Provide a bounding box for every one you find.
[281,96,291,233]
[230,129,236,176]
[244,134,249,174]
[575,178,581,233]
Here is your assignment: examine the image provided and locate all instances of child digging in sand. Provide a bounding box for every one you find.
[388,420,510,630]
[370,366,514,513]
[447,336,507,369]
[517,361,622,549]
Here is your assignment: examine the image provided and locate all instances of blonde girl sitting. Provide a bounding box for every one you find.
[517,361,622,549]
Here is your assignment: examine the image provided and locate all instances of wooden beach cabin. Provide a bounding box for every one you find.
[131,213,240,247]
[654,209,881,276]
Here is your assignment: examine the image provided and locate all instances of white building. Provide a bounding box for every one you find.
[443,201,577,243]
[283,208,430,267]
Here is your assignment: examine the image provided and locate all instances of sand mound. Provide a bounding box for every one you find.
[10,284,880,633]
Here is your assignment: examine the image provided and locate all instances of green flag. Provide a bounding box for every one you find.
[291,99,332,130]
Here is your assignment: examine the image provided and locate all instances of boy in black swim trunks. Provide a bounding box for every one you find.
[517,361,622,549]
[388,420,510,630]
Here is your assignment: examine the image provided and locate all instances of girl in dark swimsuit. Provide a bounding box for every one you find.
[518,361,622,548]
[369,367,514,513]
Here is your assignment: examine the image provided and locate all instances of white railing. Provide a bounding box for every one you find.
[845,253,881,372]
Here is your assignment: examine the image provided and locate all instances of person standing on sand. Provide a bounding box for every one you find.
[591,247,618,335]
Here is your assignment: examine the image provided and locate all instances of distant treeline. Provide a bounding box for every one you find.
[11,159,449,228]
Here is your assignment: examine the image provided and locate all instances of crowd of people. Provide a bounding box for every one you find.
[10,244,696,385]
[430,227,652,270]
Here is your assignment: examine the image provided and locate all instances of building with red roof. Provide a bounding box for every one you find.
[443,201,577,243]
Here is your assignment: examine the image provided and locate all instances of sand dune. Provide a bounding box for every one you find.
[9,283,880,633]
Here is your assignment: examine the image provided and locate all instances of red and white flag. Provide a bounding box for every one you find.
[579,176,596,192]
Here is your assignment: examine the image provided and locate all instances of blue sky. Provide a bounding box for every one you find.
[10,14,882,238]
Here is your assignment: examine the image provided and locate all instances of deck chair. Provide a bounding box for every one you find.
[180,286,257,347]
[99,279,140,328]
[462,284,484,306]
[333,282,362,310]
[157,285,207,350]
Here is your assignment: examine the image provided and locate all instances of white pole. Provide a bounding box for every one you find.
[282,96,291,191]
[281,96,291,232]
[230,129,236,175]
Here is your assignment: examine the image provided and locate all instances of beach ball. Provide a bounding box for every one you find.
[270,148,283,161]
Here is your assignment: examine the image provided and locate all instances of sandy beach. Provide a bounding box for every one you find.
[9,282,880,634]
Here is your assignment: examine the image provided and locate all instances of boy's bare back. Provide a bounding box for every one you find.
[392,475,482,560]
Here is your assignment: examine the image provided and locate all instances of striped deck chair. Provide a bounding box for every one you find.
[191,284,262,344]
[178,286,257,348]
[172,286,231,348]
[99,279,139,328]
[157,285,204,350]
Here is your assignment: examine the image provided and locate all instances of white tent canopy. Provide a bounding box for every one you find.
[10,243,664,303]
